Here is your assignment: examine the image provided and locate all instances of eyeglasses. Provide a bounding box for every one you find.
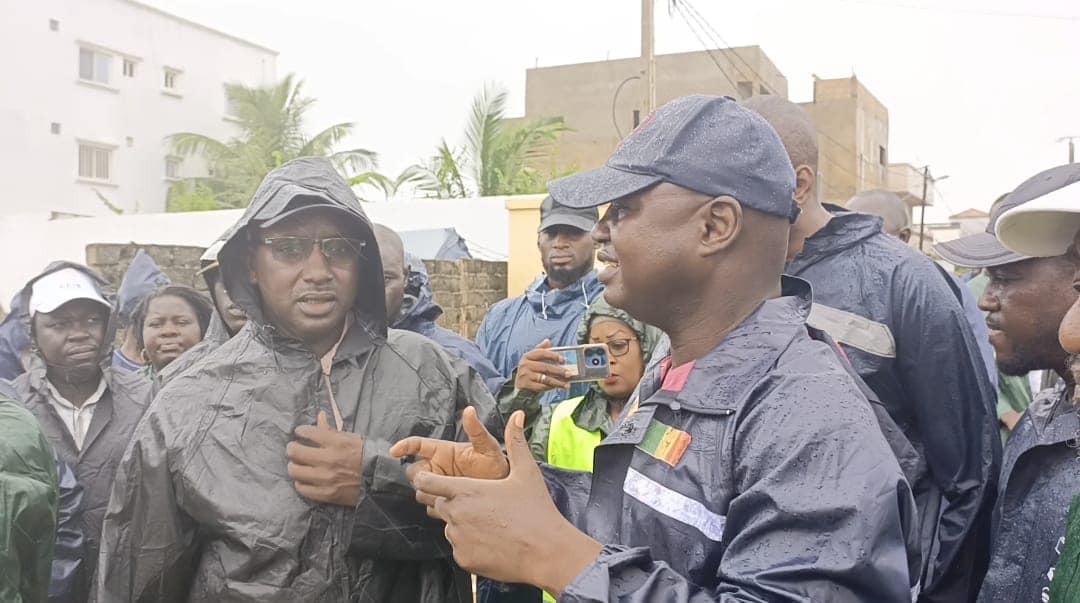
[606,338,636,358]
[259,237,365,266]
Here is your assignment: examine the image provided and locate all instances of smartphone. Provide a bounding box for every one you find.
[548,343,611,383]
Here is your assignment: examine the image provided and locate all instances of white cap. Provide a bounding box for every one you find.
[29,268,111,316]
[995,164,1080,258]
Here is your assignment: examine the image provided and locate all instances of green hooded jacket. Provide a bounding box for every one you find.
[0,396,58,602]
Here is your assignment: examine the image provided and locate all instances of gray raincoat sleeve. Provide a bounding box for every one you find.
[351,352,503,559]
[94,406,197,602]
[558,371,917,602]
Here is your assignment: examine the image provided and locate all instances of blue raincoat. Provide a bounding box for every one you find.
[394,260,505,394]
[476,273,603,405]
[786,207,1000,602]
[0,293,29,380]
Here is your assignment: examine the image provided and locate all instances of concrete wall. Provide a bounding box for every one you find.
[800,76,891,206]
[520,47,788,174]
[0,0,277,216]
[84,243,507,339]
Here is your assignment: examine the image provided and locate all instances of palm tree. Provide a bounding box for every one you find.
[168,74,377,210]
[407,84,572,199]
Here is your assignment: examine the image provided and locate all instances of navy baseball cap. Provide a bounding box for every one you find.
[547,95,798,222]
[537,195,598,233]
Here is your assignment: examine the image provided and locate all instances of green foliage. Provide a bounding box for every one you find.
[168,74,376,210]
[166,182,219,212]
[406,83,573,199]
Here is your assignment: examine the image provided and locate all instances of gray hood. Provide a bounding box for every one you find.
[217,157,387,339]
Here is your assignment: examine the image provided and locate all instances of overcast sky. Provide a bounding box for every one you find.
[145,0,1080,220]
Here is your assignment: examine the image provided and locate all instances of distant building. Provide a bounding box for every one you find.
[512,48,936,213]
[0,0,277,216]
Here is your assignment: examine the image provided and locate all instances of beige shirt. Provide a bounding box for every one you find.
[46,377,107,450]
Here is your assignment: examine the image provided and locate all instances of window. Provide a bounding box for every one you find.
[78,47,111,84]
[50,122,61,135]
[78,143,111,181]
[163,68,179,90]
[759,84,771,95]
[123,59,135,78]
[224,89,242,118]
[165,156,182,180]
[879,145,887,166]
[736,81,754,99]
[49,19,59,32]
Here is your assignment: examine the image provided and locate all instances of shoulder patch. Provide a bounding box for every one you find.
[807,303,896,358]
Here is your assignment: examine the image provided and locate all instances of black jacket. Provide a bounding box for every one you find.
[978,382,1080,602]
[546,278,920,601]
[786,208,1001,602]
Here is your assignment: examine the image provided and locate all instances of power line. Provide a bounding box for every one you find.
[670,5,742,93]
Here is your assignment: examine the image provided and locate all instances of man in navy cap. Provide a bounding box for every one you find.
[476,195,603,406]
[391,95,919,601]
[743,94,1000,602]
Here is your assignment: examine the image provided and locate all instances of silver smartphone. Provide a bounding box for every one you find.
[548,343,611,383]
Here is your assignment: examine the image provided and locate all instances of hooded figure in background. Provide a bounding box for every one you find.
[95,157,500,602]
[0,292,29,380]
[112,250,171,373]
[11,262,151,601]
[382,237,505,394]
[155,239,247,389]
[525,296,662,467]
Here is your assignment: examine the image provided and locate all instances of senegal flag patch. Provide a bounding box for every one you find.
[637,419,691,466]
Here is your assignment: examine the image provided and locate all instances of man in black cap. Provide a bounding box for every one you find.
[743,94,1000,602]
[392,95,918,601]
[955,164,1080,602]
[476,196,603,406]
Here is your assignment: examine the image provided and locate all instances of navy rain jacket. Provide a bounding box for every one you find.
[393,258,506,394]
[786,208,1001,602]
[546,278,920,601]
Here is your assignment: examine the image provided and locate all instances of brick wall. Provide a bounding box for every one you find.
[424,259,508,340]
[84,243,507,338]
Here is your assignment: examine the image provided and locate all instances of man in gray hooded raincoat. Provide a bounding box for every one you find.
[94,157,500,602]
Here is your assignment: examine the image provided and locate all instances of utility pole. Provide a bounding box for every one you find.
[917,166,949,252]
[642,0,656,114]
[1060,136,1078,163]
[918,166,930,252]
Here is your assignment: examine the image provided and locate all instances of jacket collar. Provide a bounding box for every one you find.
[638,276,812,415]
[1024,382,1079,447]
[787,206,884,274]
[524,272,601,319]
[24,361,116,456]
[250,310,377,368]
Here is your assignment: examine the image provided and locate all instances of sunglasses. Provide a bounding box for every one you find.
[259,237,365,266]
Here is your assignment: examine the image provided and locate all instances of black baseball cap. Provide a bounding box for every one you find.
[537,195,598,233]
[933,194,1027,268]
[547,95,798,222]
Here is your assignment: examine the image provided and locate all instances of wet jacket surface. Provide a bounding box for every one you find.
[546,279,920,602]
[0,396,58,603]
[94,157,500,603]
[393,262,505,394]
[50,458,86,603]
[978,383,1080,602]
[786,209,1000,601]
[0,292,29,381]
[477,272,603,405]
[11,261,151,601]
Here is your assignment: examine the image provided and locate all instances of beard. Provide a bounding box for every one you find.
[545,261,593,288]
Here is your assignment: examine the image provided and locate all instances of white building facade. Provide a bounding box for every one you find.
[0,0,277,215]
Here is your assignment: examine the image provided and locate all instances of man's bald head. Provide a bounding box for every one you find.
[848,190,912,242]
[740,96,819,175]
[373,224,408,325]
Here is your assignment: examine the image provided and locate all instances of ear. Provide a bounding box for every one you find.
[699,197,742,257]
[793,165,816,208]
[897,228,912,244]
